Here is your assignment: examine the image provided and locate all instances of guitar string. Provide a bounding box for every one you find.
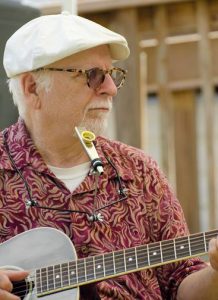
[13,231,217,293]
[11,231,217,297]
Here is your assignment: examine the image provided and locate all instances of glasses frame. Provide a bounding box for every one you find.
[35,66,127,89]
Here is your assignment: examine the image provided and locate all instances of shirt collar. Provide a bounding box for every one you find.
[95,136,134,181]
[0,119,134,181]
[0,118,50,173]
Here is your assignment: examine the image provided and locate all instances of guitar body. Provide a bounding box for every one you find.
[0,226,216,299]
[0,227,79,300]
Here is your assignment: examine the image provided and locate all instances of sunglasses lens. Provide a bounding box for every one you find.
[87,68,125,89]
[87,68,105,89]
[110,69,125,88]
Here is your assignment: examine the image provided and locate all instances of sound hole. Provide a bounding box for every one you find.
[12,279,33,300]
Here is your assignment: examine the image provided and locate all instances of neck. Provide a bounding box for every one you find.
[37,139,90,168]
[25,120,90,168]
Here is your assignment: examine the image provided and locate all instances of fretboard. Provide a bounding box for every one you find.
[36,229,218,297]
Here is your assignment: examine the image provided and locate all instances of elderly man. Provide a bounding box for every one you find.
[0,12,218,300]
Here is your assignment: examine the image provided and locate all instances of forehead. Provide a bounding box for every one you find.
[48,45,112,68]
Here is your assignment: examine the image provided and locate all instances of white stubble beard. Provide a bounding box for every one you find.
[78,99,113,136]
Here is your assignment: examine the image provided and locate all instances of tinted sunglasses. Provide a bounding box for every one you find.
[35,67,127,90]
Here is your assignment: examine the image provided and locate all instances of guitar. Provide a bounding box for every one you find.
[0,227,216,299]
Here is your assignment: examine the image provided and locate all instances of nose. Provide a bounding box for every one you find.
[95,73,117,97]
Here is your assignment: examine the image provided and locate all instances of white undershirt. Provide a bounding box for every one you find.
[48,162,91,192]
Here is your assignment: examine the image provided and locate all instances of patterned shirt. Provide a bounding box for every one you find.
[0,119,206,299]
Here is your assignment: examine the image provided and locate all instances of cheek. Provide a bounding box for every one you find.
[43,78,94,118]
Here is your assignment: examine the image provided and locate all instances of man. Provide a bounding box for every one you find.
[0,12,218,300]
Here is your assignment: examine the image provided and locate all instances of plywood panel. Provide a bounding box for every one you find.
[209,0,218,31]
[173,90,199,232]
[167,1,197,36]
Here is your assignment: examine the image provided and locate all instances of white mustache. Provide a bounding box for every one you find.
[86,99,112,111]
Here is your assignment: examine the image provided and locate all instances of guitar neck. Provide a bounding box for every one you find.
[36,229,217,297]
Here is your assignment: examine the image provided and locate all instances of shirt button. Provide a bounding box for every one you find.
[81,245,89,254]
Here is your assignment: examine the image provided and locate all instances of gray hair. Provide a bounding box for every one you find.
[7,71,53,118]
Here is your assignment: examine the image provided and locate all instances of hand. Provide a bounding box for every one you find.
[208,238,218,272]
[0,270,29,300]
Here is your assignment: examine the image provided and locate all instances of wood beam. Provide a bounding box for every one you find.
[109,8,143,148]
[197,0,216,229]
[78,0,187,13]
[39,0,191,15]
[155,5,176,186]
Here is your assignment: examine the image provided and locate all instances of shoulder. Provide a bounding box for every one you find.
[0,122,20,170]
[96,136,160,174]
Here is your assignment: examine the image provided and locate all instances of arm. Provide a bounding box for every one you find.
[177,238,218,300]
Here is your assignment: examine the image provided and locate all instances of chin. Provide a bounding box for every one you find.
[79,118,108,136]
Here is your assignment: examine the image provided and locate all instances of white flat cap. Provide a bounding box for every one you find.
[3,12,130,78]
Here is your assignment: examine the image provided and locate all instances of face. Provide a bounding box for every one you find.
[37,45,118,136]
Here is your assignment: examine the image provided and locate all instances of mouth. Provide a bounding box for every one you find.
[88,107,110,112]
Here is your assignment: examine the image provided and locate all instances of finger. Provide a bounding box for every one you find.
[2,270,29,282]
[0,288,20,300]
[209,238,218,252]
[0,273,13,292]
[208,238,218,271]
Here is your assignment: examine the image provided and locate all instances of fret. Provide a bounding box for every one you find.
[95,254,104,279]
[125,247,137,271]
[36,268,42,294]
[203,232,207,252]
[112,252,115,274]
[85,256,95,282]
[205,230,218,251]
[173,239,177,259]
[123,249,127,272]
[61,262,69,288]
[175,236,190,258]
[103,254,106,277]
[46,267,49,292]
[205,232,211,252]
[69,261,77,285]
[159,241,163,263]
[134,247,138,269]
[84,258,87,282]
[47,265,54,291]
[68,262,70,287]
[41,267,48,293]
[75,259,78,284]
[93,255,96,279]
[114,250,125,274]
[147,244,150,265]
[190,233,205,255]
[77,258,86,284]
[148,242,162,265]
[162,239,176,263]
[188,236,191,256]
[104,252,115,276]
[54,264,61,289]
[60,264,63,288]
[136,245,148,268]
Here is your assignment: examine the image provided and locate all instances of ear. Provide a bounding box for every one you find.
[20,73,41,109]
